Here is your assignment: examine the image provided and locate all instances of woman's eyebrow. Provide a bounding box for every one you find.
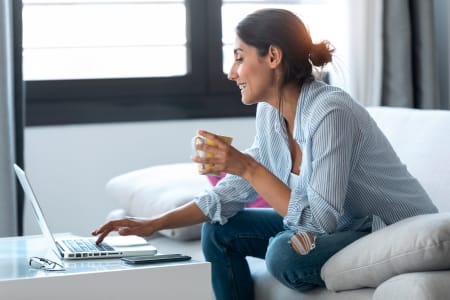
[233,48,243,55]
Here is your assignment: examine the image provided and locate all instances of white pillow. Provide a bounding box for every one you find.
[105,163,210,240]
[372,271,450,300]
[321,213,450,291]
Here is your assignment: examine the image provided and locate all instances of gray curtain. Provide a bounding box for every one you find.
[433,0,449,109]
[0,0,18,237]
[381,0,441,109]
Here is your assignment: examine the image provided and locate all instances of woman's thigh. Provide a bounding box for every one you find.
[201,208,284,259]
[265,229,369,290]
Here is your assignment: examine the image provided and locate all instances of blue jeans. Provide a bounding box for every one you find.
[201,208,370,300]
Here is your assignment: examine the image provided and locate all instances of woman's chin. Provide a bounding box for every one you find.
[241,97,258,106]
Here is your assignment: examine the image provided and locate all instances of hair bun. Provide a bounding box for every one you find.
[309,41,335,67]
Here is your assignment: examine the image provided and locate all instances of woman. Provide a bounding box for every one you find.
[92,9,437,299]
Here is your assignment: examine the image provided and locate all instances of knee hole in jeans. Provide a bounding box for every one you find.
[289,231,316,255]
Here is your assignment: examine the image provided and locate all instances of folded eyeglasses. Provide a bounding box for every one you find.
[29,256,65,271]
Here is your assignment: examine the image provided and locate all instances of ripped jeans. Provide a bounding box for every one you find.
[201,208,370,300]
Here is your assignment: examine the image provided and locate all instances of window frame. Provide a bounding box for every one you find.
[25,0,251,126]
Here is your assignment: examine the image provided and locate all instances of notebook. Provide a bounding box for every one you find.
[14,164,158,260]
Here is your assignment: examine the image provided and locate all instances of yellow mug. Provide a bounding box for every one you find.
[192,134,233,176]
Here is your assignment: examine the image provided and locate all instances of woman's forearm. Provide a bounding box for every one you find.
[93,201,209,244]
[154,201,210,231]
[242,157,291,216]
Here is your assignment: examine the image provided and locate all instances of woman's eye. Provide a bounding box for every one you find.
[235,57,243,62]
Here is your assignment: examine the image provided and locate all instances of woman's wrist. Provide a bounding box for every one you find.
[241,154,260,184]
[148,215,165,232]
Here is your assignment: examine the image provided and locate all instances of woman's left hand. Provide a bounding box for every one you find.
[192,130,254,177]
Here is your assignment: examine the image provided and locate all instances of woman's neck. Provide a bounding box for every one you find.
[280,82,301,134]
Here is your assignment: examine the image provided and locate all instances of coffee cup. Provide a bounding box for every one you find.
[192,133,233,176]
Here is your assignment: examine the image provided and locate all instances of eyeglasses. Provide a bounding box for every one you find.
[29,256,65,271]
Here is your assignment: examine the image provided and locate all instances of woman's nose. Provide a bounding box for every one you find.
[227,65,237,81]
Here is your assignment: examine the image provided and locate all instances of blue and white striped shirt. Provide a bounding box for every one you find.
[194,80,437,234]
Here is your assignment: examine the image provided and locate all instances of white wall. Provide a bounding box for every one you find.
[24,117,255,236]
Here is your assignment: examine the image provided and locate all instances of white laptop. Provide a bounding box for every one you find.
[14,164,157,260]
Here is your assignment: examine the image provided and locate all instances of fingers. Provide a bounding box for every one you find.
[197,130,227,147]
[92,217,153,244]
[194,133,231,155]
[196,162,222,175]
[191,147,224,169]
[95,230,110,245]
[194,143,221,157]
[91,218,133,244]
[92,224,114,244]
[193,130,236,175]
[192,132,225,165]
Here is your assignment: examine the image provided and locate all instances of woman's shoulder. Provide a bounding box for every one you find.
[302,80,355,111]
[301,81,369,129]
[255,102,277,119]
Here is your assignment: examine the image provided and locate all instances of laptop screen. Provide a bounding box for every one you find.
[14,164,62,258]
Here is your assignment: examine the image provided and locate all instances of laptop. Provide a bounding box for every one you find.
[14,164,157,260]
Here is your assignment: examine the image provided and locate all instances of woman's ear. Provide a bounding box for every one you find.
[268,45,282,68]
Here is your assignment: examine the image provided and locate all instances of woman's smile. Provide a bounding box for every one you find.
[238,82,247,94]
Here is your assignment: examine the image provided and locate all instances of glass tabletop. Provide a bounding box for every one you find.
[0,234,174,281]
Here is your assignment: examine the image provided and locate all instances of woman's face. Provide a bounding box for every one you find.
[228,37,276,105]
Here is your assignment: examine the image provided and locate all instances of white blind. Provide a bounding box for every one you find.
[22,0,187,80]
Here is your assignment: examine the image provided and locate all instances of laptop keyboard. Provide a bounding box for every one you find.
[63,239,114,253]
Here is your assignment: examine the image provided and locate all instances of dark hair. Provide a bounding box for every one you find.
[236,8,334,86]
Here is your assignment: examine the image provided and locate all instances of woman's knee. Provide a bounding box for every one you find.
[265,231,294,277]
[201,220,242,260]
[201,222,222,260]
[265,231,320,291]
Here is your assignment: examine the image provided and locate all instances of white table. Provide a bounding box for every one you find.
[0,234,212,300]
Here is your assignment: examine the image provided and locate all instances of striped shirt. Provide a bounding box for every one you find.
[194,80,437,234]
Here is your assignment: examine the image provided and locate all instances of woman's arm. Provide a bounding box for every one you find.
[241,158,291,216]
[193,130,291,216]
[92,201,209,244]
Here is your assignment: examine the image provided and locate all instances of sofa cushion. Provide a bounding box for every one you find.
[372,270,450,300]
[105,162,210,240]
[321,213,450,291]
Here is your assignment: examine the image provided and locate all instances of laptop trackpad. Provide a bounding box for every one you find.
[104,235,150,247]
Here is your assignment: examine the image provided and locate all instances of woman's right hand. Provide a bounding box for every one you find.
[193,130,256,178]
[91,217,157,245]
[92,202,209,245]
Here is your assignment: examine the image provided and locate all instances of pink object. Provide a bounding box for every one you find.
[207,173,271,208]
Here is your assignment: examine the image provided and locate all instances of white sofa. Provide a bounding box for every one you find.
[106,107,450,299]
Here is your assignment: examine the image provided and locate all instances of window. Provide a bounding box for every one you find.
[23,0,187,80]
[23,0,348,126]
